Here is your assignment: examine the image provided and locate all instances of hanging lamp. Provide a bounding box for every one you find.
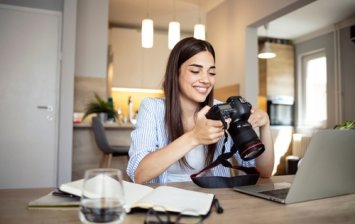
[141,19,153,48]
[168,0,180,49]
[193,0,205,40]
[141,0,154,48]
[258,41,276,59]
[258,24,276,59]
[168,21,180,49]
[194,24,205,40]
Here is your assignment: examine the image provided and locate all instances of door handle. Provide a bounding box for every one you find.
[37,105,53,111]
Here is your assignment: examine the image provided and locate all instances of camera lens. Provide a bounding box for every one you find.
[228,121,265,161]
[205,96,265,161]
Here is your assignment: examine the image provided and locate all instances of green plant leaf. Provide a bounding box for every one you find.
[334,120,355,129]
[82,93,117,120]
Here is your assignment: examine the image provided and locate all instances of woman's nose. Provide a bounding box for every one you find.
[198,73,210,84]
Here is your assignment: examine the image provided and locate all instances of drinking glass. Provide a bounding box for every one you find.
[79,168,126,224]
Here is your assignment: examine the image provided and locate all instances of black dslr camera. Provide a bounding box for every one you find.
[205,96,265,160]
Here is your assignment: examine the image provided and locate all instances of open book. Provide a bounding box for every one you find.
[58,178,214,216]
[28,191,80,210]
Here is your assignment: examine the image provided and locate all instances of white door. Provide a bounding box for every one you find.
[0,5,61,188]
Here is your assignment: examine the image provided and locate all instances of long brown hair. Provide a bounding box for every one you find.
[162,37,216,169]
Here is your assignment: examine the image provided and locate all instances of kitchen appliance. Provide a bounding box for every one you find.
[267,96,294,126]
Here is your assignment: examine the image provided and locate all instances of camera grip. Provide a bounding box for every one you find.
[205,105,228,129]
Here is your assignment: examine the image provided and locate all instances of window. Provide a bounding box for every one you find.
[299,51,327,129]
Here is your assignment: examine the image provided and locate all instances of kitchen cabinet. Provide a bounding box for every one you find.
[259,43,294,97]
[109,27,170,89]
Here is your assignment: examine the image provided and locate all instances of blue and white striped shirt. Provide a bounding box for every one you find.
[126,98,255,183]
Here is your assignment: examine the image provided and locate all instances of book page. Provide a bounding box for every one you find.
[28,191,79,209]
[59,179,83,197]
[60,179,213,215]
[133,186,214,215]
[60,179,154,211]
[122,181,153,212]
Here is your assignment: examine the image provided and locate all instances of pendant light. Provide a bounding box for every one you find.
[141,0,154,48]
[258,24,276,59]
[194,0,205,40]
[168,22,180,49]
[194,24,205,40]
[168,0,180,49]
[141,19,153,48]
[258,41,276,59]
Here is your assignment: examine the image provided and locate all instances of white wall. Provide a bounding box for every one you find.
[295,15,355,127]
[206,0,307,105]
[0,0,62,10]
[339,19,355,122]
[295,32,336,128]
[75,0,108,78]
[58,0,77,185]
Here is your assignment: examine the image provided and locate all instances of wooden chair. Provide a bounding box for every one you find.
[92,116,129,168]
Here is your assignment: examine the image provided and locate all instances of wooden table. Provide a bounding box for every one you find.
[1,175,355,223]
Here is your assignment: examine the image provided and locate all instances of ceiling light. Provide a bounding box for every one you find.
[141,19,154,48]
[258,41,276,59]
[258,24,276,59]
[193,0,205,40]
[141,0,153,48]
[168,0,180,49]
[168,21,180,49]
[194,24,205,40]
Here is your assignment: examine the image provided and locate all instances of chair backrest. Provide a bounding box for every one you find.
[92,116,112,153]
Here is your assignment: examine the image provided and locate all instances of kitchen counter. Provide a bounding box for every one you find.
[73,122,134,129]
[72,122,134,181]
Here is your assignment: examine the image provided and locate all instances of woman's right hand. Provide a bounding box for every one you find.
[191,106,230,145]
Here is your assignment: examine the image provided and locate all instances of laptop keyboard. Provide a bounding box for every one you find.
[259,188,290,199]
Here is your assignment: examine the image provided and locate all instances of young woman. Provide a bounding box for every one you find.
[127,37,274,184]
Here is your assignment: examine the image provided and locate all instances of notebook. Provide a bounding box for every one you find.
[233,129,355,204]
[57,178,214,216]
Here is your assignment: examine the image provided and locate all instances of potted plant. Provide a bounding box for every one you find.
[334,120,355,130]
[82,93,117,123]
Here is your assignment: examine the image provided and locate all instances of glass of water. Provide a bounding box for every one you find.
[79,168,126,224]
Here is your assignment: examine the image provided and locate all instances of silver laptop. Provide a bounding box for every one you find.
[233,129,355,204]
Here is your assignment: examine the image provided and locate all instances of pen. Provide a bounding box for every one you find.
[52,189,80,198]
[214,198,224,214]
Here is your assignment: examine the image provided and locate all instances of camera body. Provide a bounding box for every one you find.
[206,96,265,160]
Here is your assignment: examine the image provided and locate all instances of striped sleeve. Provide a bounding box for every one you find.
[126,98,166,183]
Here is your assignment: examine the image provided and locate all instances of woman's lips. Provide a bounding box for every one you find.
[194,86,209,94]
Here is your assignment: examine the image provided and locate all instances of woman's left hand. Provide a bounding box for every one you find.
[248,108,270,128]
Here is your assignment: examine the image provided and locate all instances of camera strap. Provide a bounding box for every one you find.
[190,132,260,188]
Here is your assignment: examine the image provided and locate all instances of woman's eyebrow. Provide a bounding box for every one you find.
[188,64,216,69]
[188,63,203,68]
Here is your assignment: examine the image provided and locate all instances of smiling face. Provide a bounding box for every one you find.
[178,51,216,108]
